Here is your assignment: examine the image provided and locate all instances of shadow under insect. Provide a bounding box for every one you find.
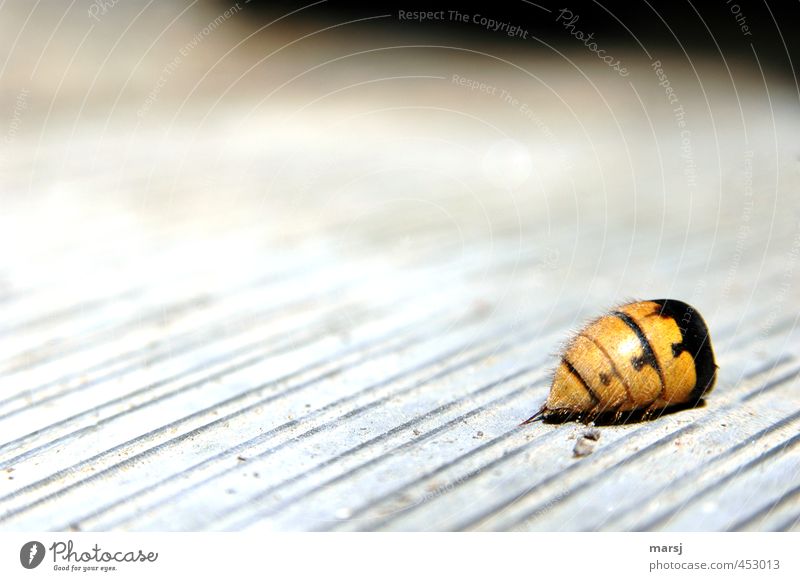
[527,398,709,427]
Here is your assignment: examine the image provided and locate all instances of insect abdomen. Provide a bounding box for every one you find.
[526,299,717,423]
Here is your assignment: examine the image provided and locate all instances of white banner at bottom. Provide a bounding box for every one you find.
[0,532,796,580]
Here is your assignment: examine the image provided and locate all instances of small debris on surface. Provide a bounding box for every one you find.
[473,431,484,439]
[573,438,595,457]
[573,426,602,457]
[583,427,601,441]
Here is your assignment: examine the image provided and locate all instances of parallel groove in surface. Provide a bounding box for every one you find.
[375,358,799,532]
[0,276,460,464]
[637,434,800,531]
[0,249,537,441]
[200,369,546,531]
[598,409,800,531]
[3,311,550,527]
[475,363,800,532]
[729,483,800,531]
[0,273,553,524]
[0,307,504,521]
[79,310,792,532]
[329,358,797,532]
[2,254,798,531]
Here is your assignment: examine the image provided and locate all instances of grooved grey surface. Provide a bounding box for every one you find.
[1,1,799,532]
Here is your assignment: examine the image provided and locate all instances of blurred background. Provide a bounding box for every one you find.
[1,0,799,532]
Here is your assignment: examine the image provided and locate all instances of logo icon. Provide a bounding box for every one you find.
[20,541,45,569]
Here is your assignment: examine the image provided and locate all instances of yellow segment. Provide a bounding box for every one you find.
[581,315,662,407]
[619,301,697,406]
[562,335,631,412]
[547,361,596,412]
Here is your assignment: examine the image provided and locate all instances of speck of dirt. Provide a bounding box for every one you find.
[573,428,601,457]
[573,438,595,457]
[583,428,601,441]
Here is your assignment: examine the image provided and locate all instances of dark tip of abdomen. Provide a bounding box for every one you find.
[650,298,717,401]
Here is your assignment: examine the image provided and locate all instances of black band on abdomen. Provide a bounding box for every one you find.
[612,310,667,394]
[562,358,601,405]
